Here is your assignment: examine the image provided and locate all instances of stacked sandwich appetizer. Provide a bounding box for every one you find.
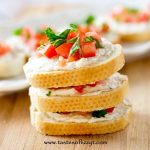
[108,6,150,42]
[24,24,132,135]
[0,26,48,78]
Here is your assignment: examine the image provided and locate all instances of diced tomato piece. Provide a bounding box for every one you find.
[81,42,96,58]
[78,25,89,34]
[138,12,149,22]
[61,112,70,115]
[68,50,80,62]
[74,85,85,93]
[85,32,101,40]
[45,45,57,58]
[77,112,89,116]
[106,107,115,113]
[56,43,73,58]
[0,43,11,56]
[67,31,78,40]
[87,82,97,87]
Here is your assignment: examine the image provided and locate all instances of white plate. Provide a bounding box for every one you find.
[0,74,29,96]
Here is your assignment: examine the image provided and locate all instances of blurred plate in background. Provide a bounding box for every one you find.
[0,74,29,96]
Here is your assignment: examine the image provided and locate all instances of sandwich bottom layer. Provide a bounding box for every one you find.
[30,99,132,135]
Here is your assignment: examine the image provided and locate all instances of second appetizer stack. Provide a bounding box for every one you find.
[24,24,132,135]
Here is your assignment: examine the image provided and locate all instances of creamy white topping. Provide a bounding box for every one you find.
[31,99,131,123]
[29,73,127,96]
[24,39,122,76]
[108,17,150,34]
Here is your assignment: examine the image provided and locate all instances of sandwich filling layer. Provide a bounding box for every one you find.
[29,73,127,96]
[31,99,131,123]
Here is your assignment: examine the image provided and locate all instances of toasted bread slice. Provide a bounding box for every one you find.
[29,74,128,112]
[24,48,124,88]
[30,101,131,135]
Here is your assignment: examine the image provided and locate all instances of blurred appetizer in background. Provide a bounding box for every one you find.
[12,26,48,54]
[108,6,150,42]
[0,41,27,78]
[71,15,120,44]
[0,26,48,78]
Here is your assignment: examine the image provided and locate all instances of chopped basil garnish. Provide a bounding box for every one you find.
[84,36,94,42]
[70,23,78,31]
[85,15,95,25]
[53,39,66,47]
[92,109,107,118]
[69,36,80,55]
[45,27,70,47]
[46,91,51,96]
[95,39,104,48]
[45,28,59,42]
[59,29,71,39]
[67,36,78,43]
[13,28,23,36]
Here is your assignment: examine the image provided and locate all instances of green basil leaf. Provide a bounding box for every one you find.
[92,109,107,118]
[58,29,70,39]
[45,28,70,48]
[70,23,78,31]
[52,39,66,47]
[45,28,59,42]
[67,37,78,43]
[13,28,23,36]
[69,36,80,55]
[84,36,94,42]
[95,39,104,48]
[85,15,95,25]
[46,91,51,96]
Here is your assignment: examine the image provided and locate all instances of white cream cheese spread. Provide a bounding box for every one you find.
[24,38,122,76]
